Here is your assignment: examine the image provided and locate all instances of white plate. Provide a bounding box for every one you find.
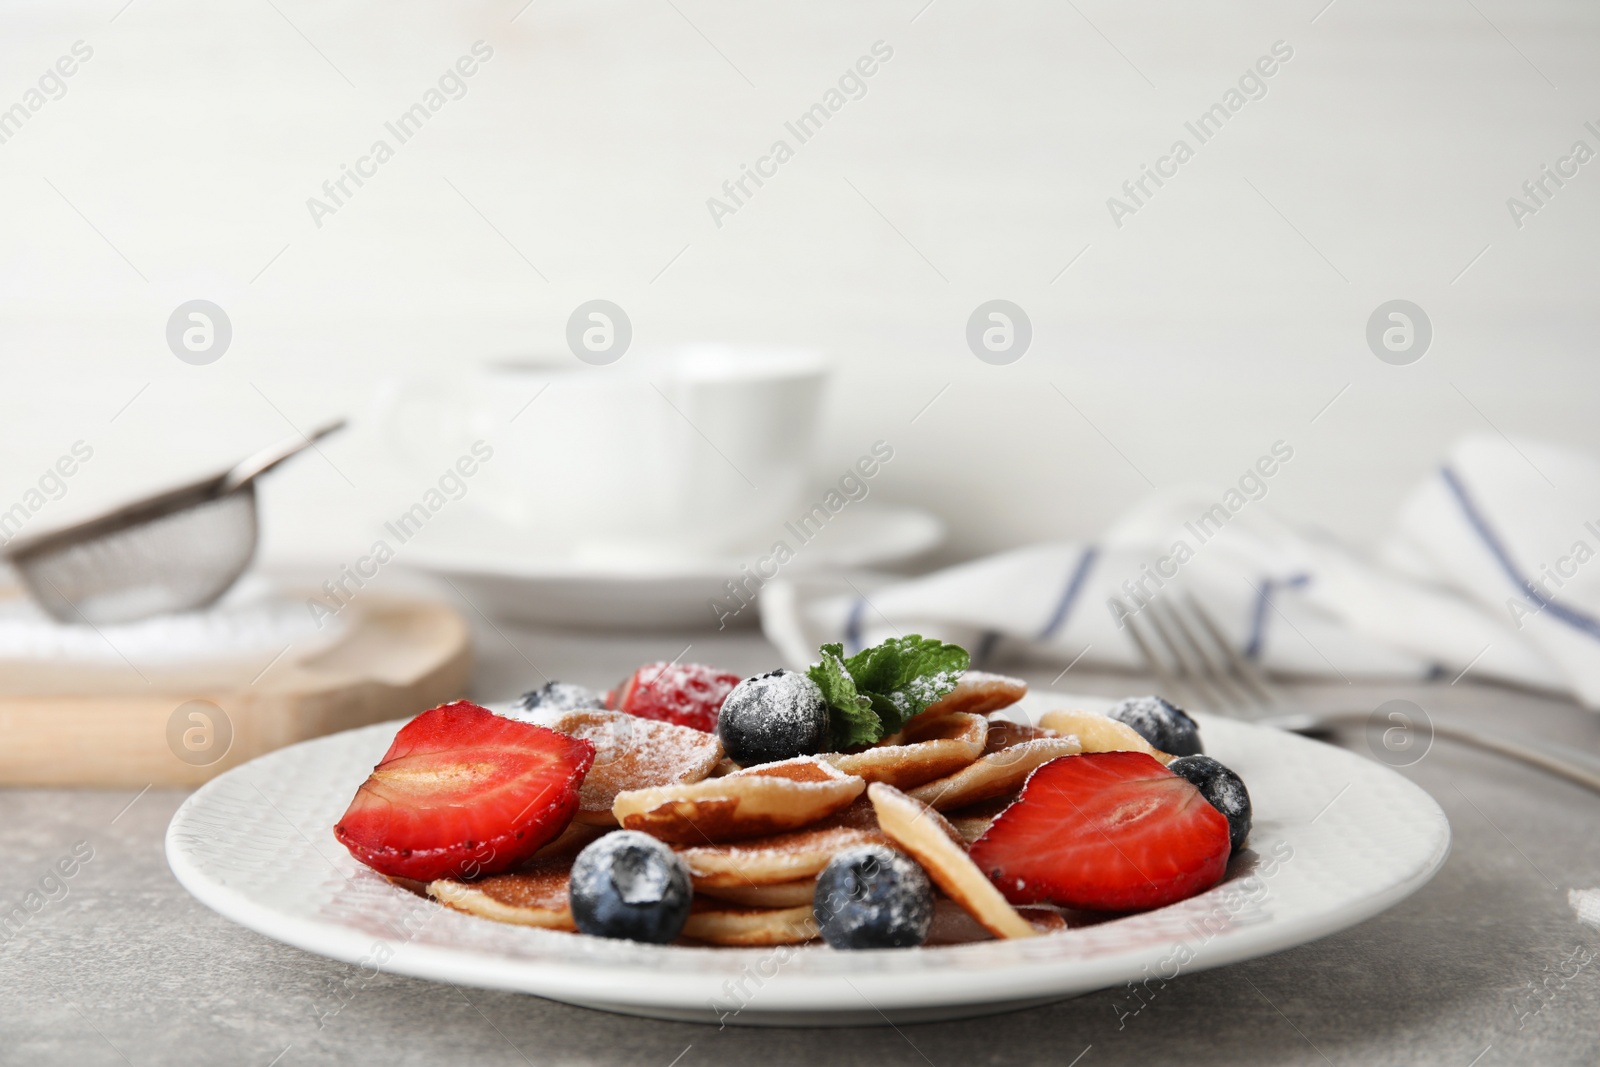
[166,699,1450,1027]
[401,504,944,629]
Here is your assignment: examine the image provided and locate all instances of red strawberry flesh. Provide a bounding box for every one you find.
[334,700,595,881]
[969,751,1231,912]
[614,661,741,733]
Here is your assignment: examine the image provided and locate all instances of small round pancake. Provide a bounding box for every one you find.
[682,900,818,946]
[945,794,1020,844]
[868,783,1035,940]
[727,757,850,783]
[820,712,988,789]
[698,879,818,908]
[614,759,865,844]
[906,737,1083,811]
[539,709,723,825]
[1039,708,1173,764]
[428,857,575,930]
[677,822,890,887]
[831,793,883,832]
[907,671,1028,728]
[983,716,1058,754]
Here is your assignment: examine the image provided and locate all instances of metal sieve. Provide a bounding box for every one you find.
[3,420,345,625]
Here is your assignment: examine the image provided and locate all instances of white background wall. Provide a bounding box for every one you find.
[1,0,1596,569]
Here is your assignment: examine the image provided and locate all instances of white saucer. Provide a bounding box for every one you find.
[165,698,1450,1026]
[401,504,944,628]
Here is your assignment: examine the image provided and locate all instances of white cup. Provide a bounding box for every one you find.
[374,346,827,559]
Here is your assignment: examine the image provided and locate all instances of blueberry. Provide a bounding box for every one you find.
[1106,695,1202,757]
[813,844,934,950]
[1167,755,1251,853]
[716,669,829,767]
[568,831,692,943]
[513,681,604,715]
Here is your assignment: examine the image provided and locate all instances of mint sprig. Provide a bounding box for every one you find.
[806,635,970,749]
[808,644,880,749]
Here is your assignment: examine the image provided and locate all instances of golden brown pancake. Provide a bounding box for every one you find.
[905,737,1082,811]
[820,712,988,789]
[831,793,883,832]
[945,793,1020,844]
[538,709,723,825]
[677,821,890,887]
[1038,708,1173,764]
[867,783,1035,940]
[401,820,601,905]
[682,900,818,946]
[982,716,1058,754]
[698,879,818,908]
[728,757,847,783]
[428,857,576,930]
[614,758,864,844]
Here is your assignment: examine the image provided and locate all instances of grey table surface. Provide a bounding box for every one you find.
[4,614,1599,1067]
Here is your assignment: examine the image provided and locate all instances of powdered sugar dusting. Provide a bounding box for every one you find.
[525,709,722,811]
[0,579,346,665]
[907,670,959,707]
[718,670,829,766]
[511,682,604,715]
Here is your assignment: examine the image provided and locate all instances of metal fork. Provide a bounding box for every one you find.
[1112,592,1600,795]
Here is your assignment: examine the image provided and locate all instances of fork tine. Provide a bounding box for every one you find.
[1182,593,1278,708]
[1138,599,1228,712]
[1149,598,1254,714]
[1112,596,1180,691]
[1131,623,1210,712]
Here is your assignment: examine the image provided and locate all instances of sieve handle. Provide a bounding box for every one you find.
[220,419,347,494]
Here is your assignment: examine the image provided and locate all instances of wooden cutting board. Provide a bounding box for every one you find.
[0,593,472,787]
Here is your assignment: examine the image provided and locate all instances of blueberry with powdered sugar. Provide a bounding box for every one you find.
[513,681,605,715]
[1106,694,1202,756]
[568,830,692,943]
[716,669,830,767]
[1167,755,1251,853]
[814,844,934,949]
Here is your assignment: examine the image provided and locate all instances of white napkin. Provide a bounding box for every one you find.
[763,435,1600,707]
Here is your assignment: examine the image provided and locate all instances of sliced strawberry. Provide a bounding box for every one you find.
[334,701,595,881]
[969,751,1231,912]
[612,661,742,733]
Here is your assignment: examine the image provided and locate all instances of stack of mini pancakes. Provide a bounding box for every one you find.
[422,672,1175,947]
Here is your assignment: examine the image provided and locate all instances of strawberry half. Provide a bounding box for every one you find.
[334,701,595,881]
[612,661,742,733]
[969,751,1231,912]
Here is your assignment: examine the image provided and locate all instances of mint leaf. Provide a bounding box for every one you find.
[843,635,969,736]
[807,644,882,749]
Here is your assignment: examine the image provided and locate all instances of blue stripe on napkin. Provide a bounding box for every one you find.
[1441,465,1600,640]
[1245,573,1310,659]
[1037,545,1099,640]
[844,597,867,655]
